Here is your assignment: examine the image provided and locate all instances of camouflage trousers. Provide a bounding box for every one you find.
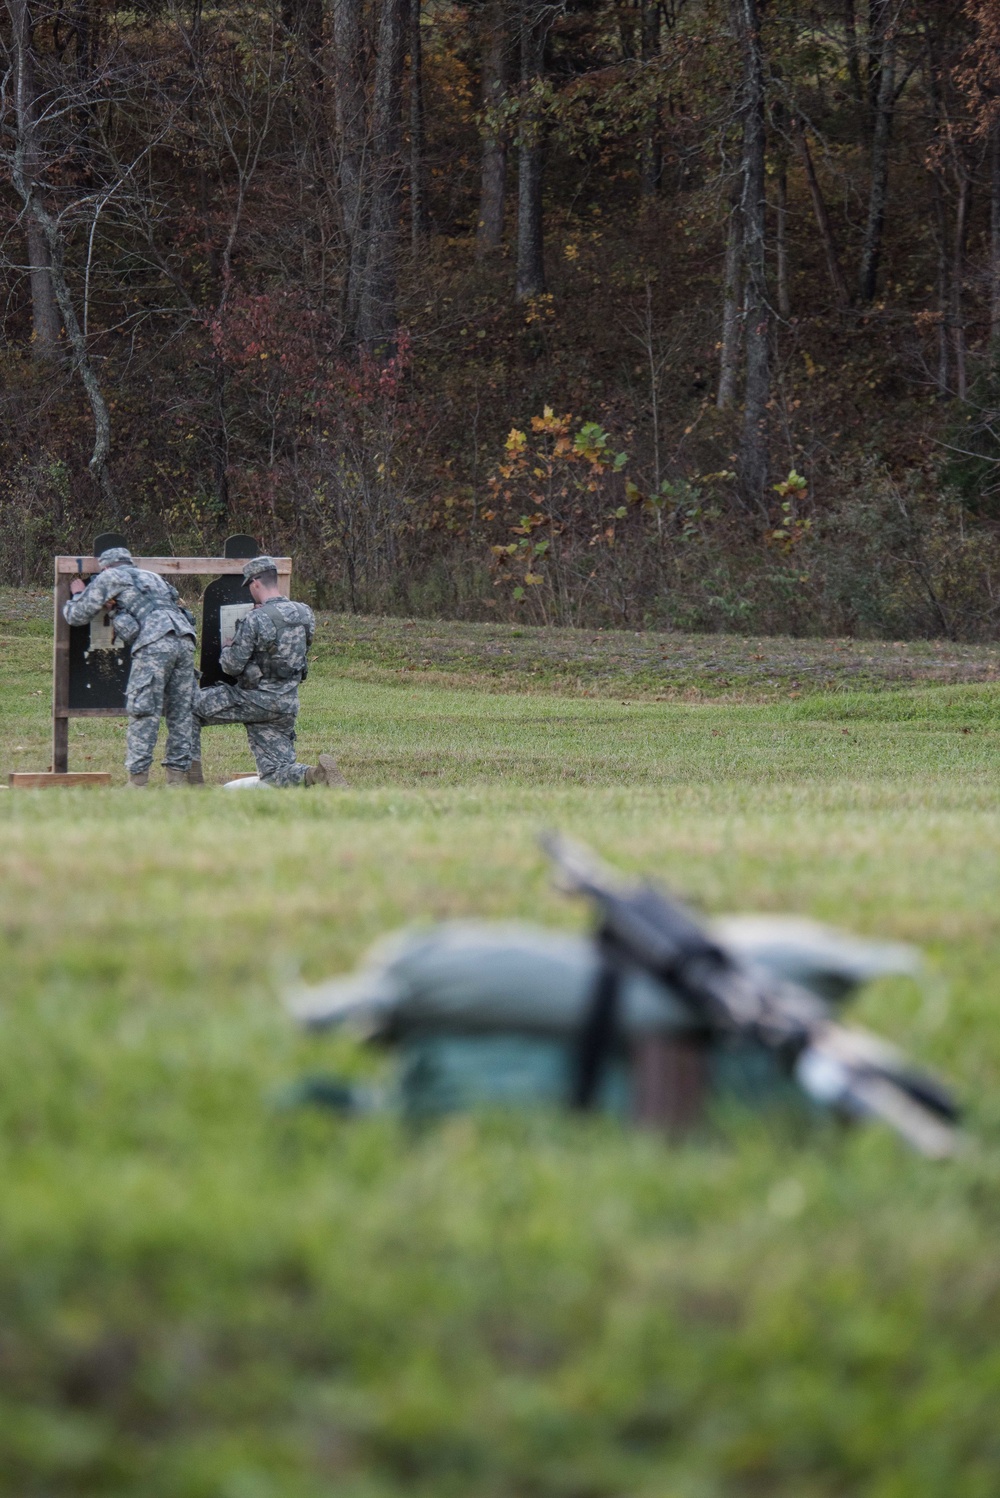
[191,683,308,787]
[125,634,196,774]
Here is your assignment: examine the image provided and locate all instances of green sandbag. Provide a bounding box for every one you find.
[395,1032,804,1121]
[288,917,917,1039]
[288,918,917,1121]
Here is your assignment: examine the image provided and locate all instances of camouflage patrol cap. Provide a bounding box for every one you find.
[98,547,132,569]
[241,555,279,587]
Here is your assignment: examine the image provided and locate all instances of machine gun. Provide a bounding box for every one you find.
[541,833,962,1159]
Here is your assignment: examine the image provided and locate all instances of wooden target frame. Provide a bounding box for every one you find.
[51,552,291,774]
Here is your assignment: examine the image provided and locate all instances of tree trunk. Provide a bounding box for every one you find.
[951,166,971,401]
[282,0,324,89]
[29,215,113,500]
[69,0,99,173]
[9,0,113,500]
[858,24,895,303]
[844,0,863,103]
[10,172,113,497]
[717,180,742,409]
[8,0,61,356]
[515,2,547,301]
[332,0,368,344]
[926,42,949,393]
[639,128,664,200]
[930,162,949,393]
[733,0,770,514]
[356,0,407,355]
[210,356,231,517]
[792,116,850,307]
[990,121,1000,348]
[775,164,790,318]
[73,0,94,82]
[26,218,61,354]
[409,0,427,249]
[476,0,509,254]
[865,0,889,124]
[639,0,662,197]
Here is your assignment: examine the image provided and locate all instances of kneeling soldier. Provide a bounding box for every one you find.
[64,547,197,787]
[190,555,346,787]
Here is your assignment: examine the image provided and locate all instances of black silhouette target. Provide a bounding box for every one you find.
[67,532,131,710]
[198,535,260,688]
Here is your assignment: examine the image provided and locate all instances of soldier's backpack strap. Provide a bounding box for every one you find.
[118,567,161,623]
[257,600,291,642]
[130,568,194,630]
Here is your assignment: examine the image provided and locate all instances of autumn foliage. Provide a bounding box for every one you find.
[3,0,1000,636]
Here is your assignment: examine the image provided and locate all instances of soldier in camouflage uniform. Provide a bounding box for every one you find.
[189,555,347,788]
[64,547,197,787]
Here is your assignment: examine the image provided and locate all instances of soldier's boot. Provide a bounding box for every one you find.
[186,760,205,786]
[164,768,188,787]
[305,753,350,788]
[127,771,149,789]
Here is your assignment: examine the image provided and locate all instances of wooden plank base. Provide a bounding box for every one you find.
[9,771,112,789]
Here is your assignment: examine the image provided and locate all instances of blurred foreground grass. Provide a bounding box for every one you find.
[2,598,1000,1496]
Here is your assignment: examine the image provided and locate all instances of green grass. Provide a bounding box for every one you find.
[3,596,1000,1496]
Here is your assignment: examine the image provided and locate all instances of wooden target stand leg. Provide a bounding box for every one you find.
[9,562,114,787]
[10,536,291,789]
[52,719,69,774]
[51,561,73,776]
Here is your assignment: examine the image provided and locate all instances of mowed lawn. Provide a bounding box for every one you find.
[2,593,1000,1497]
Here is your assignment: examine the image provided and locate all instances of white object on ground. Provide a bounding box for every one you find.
[223,775,271,790]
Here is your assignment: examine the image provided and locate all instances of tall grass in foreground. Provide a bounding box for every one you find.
[1,610,999,1496]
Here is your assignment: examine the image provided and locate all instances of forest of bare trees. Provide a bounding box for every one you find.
[4,0,1000,638]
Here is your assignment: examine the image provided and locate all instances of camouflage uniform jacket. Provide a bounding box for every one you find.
[220,596,315,699]
[63,566,196,651]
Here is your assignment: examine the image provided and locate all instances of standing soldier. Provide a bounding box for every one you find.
[189,555,347,788]
[64,547,197,787]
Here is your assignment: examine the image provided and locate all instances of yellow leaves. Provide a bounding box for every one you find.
[530,405,571,436]
[505,428,527,455]
[524,572,544,585]
[524,293,556,326]
[564,242,579,262]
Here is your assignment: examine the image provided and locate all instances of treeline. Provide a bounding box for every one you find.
[3,0,1000,638]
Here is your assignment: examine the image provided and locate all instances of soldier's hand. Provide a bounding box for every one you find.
[70,577,86,596]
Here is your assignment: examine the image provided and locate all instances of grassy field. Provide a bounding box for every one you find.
[2,592,1000,1497]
